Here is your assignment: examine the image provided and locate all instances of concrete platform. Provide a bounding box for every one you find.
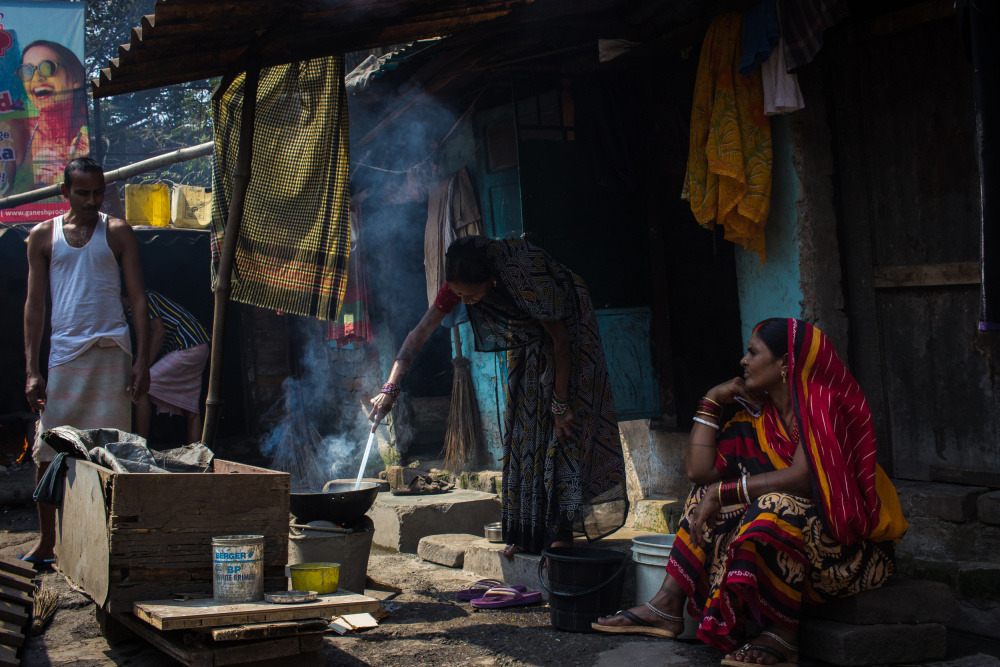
[367,489,500,553]
[799,619,948,665]
[804,578,955,625]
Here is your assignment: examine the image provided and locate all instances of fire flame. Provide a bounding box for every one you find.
[15,437,30,465]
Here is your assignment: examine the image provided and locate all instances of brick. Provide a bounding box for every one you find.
[417,533,481,568]
[978,491,1000,526]
[893,480,988,523]
[804,578,953,625]
[799,619,947,665]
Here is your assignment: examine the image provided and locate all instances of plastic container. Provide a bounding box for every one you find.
[212,534,264,603]
[289,562,340,594]
[171,185,212,228]
[631,534,675,605]
[125,183,170,227]
[538,546,628,632]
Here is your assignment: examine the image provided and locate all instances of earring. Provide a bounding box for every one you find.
[781,370,787,383]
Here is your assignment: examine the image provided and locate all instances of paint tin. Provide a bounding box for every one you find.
[212,534,264,603]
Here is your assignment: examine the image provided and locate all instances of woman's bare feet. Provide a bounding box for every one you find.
[501,544,522,558]
[595,578,686,636]
[724,626,799,665]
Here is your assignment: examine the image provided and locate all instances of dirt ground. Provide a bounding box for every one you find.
[3,462,1000,667]
[0,488,723,667]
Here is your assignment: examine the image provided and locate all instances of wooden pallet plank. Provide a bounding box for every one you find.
[0,619,25,647]
[113,612,322,667]
[135,592,381,631]
[210,618,327,642]
[0,572,35,595]
[0,587,31,608]
[0,601,28,626]
[0,643,19,666]
[0,557,35,580]
[112,612,210,667]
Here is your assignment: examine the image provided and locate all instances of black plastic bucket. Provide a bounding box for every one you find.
[538,546,628,632]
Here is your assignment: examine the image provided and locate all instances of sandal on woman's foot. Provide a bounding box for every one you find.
[591,605,679,639]
[721,642,795,667]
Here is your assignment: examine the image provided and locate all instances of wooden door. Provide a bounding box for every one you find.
[828,15,1000,479]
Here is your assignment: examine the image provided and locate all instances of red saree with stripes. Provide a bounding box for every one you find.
[666,320,908,651]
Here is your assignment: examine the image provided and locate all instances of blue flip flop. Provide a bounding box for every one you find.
[19,555,54,570]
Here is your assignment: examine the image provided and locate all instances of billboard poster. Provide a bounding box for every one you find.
[0,1,87,222]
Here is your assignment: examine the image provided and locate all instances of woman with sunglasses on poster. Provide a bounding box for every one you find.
[14,40,89,190]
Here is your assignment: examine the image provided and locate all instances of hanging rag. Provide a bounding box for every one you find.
[328,199,372,346]
[211,57,351,321]
[762,36,805,115]
[778,0,849,73]
[682,13,773,263]
[740,0,781,75]
[424,167,482,326]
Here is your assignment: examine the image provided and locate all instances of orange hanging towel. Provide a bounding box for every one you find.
[682,13,772,263]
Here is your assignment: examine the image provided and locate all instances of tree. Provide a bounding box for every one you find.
[85,0,216,186]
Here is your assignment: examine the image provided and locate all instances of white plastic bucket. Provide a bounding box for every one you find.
[212,534,264,603]
[631,534,675,605]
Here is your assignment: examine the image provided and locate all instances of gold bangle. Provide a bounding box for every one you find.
[695,411,719,420]
[717,482,723,506]
[703,396,721,407]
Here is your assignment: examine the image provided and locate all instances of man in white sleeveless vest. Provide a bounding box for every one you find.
[22,157,150,566]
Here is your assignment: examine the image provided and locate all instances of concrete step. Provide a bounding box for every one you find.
[799,619,948,666]
[417,533,481,568]
[630,498,683,534]
[803,577,954,625]
[896,558,1000,641]
[367,489,500,553]
[893,479,991,523]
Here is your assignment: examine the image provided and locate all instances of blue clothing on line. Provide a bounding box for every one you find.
[740,0,781,75]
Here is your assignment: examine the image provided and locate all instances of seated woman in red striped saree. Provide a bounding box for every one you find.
[594,318,908,667]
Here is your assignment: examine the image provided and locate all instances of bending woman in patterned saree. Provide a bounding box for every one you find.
[595,318,908,666]
[369,236,628,556]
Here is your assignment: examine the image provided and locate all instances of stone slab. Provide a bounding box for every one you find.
[799,619,947,665]
[457,470,502,494]
[367,490,500,553]
[893,480,989,523]
[417,533,482,568]
[950,599,1000,641]
[930,466,1000,490]
[896,516,1000,563]
[978,491,1000,526]
[957,562,1000,604]
[803,578,954,625]
[385,467,430,491]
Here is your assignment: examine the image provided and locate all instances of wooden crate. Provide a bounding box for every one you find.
[56,458,289,613]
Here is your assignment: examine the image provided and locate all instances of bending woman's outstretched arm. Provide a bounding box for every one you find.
[368,305,447,424]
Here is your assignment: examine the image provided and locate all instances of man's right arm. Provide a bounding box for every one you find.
[24,222,51,411]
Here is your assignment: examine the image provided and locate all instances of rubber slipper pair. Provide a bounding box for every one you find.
[470,586,542,609]
[456,579,526,601]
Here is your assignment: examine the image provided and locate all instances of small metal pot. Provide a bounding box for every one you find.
[484,522,503,543]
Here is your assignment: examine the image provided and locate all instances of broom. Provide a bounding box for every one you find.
[31,585,58,635]
[442,327,485,472]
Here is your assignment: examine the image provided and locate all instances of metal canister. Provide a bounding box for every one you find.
[212,534,264,603]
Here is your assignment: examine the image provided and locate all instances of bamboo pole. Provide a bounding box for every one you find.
[201,60,260,447]
[0,142,214,210]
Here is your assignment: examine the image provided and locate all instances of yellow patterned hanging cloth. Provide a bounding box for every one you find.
[682,13,772,263]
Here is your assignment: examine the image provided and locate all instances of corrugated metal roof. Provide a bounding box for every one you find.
[91,0,533,99]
